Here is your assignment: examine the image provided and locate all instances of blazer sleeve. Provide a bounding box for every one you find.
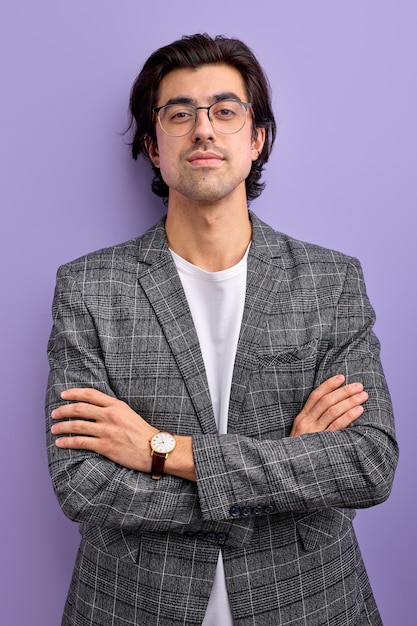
[192,256,399,522]
[45,265,205,534]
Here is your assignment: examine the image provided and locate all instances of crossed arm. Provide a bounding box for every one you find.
[51,374,369,483]
[46,258,398,532]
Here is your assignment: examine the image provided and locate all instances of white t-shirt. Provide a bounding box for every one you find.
[171,247,249,626]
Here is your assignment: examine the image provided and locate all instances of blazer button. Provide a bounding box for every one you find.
[206,532,216,541]
[252,506,263,515]
[263,504,275,514]
[241,506,252,516]
[196,531,205,540]
[230,505,241,517]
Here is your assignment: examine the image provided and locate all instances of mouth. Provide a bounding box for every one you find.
[188,151,224,167]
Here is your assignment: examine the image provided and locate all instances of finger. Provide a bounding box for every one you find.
[317,390,368,430]
[60,388,115,407]
[51,418,99,437]
[301,375,345,413]
[325,403,365,432]
[51,401,104,421]
[54,434,101,452]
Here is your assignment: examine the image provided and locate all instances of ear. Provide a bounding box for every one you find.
[251,127,266,161]
[145,136,160,167]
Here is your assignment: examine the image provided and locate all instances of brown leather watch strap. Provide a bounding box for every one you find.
[151,451,167,480]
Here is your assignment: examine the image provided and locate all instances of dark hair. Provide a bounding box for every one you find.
[127,33,276,203]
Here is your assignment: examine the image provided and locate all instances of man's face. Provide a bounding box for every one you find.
[147,64,265,206]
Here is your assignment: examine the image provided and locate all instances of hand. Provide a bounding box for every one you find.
[51,388,158,472]
[51,388,196,480]
[290,375,368,437]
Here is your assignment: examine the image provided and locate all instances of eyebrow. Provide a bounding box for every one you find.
[162,92,244,106]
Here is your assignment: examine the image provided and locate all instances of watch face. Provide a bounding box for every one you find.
[151,432,176,454]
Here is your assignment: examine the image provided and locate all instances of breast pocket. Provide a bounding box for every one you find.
[257,339,319,370]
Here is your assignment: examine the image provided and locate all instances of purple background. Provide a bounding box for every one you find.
[2,2,415,624]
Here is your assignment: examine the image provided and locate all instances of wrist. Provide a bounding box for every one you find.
[164,435,196,482]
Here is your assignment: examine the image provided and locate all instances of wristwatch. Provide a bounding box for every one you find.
[150,431,176,479]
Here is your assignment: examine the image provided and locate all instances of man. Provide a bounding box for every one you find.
[46,34,398,625]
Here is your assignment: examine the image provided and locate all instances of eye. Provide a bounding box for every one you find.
[212,100,241,120]
[172,110,192,120]
[165,105,194,123]
[214,106,236,118]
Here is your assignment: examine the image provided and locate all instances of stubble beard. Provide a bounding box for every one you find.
[172,146,250,205]
[175,168,237,204]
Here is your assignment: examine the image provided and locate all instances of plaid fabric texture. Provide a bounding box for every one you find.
[46,212,398,625]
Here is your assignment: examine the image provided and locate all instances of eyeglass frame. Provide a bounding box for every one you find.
[153,99,252,137]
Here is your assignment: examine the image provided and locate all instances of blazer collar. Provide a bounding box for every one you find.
[135,211,284,267]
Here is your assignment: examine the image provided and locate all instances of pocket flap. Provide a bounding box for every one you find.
[296,508,355,552]
[258,339,318,368]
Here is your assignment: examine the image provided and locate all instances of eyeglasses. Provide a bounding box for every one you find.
[153,99,251,137]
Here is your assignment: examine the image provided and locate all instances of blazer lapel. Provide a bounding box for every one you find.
[136,219,216,434]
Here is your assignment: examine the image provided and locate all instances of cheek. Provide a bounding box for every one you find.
[156,154,178,187]
[150,133,179,175]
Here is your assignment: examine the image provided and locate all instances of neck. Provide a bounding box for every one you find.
[165,196,252,272]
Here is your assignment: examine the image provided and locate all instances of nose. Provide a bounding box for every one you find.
[191,108,215,142]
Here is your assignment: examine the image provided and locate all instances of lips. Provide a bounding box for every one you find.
[188,151,224,166]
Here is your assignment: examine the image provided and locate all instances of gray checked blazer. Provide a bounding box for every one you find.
[46,211,398,625]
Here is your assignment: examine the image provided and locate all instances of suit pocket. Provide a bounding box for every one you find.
[296,508,356,552]
[80,524,139,563]
[257,339,318,369]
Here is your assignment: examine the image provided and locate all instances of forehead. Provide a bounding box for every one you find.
[157,64,248,105]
